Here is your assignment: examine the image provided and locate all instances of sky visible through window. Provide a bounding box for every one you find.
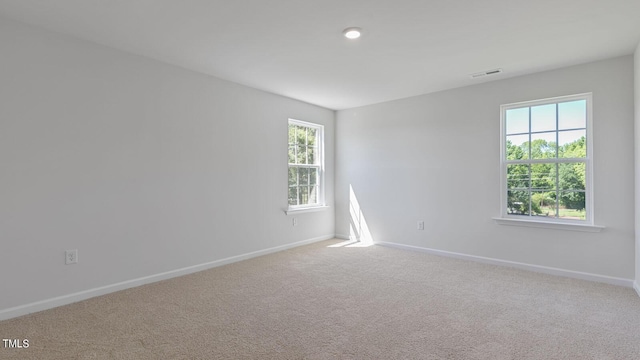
[506,100,586,149]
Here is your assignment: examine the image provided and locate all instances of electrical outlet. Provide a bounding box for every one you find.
[292,217,298,227]
[65,249,78,265]
[417,221,424,230]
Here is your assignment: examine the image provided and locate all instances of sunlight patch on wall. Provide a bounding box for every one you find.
[349,184,374,246]
[328,185,374,248]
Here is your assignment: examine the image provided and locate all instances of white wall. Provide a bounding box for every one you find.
[336,56,635,280]
[635,42,640,291]
[0,18,335,315]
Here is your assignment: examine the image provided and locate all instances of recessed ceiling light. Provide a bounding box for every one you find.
[343,27,362,39]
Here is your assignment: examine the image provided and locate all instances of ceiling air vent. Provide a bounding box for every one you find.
[470,68,503,79]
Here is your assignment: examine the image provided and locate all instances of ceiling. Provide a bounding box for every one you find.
[1,0,639,110]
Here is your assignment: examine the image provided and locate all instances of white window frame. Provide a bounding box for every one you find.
[495,93,603,232]
[287,119,325,212]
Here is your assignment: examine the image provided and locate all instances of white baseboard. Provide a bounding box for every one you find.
[335,234,350,240]
[0,234,335,321]
[634,281,640,297]
[376,241,634,288]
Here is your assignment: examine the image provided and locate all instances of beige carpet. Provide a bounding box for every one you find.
[1,239,640,359]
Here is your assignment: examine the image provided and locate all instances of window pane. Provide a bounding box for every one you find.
[299,167,309,186]
[308,146,316,164]
[288,187,298,206]
[532,191,557,218]
[531,104,556,133]
[507,164,529,189]
[506,134,529,160]
[558,191,586,220]
[558,130,586,158]
[507,190,530,215]
[506,107,529,135]
[530,132,557,159]
[288,145,296,164]
[297,145,307,164]
[307,128,317,147]
[309,185,318,204]
[309,168,317,186]
[288,167,298,187]
[288,125,296,145]
[299,186,309,205]
[296,126,307,145]
[530,163,554,190]
[558,100,586,130]
[558,162,585,191]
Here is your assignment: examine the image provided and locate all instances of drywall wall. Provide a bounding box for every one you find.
[336,56,635,280]
[0,18,335,315]
[635,42,640,290]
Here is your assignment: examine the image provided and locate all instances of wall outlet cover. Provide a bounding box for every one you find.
[65,249,78,265]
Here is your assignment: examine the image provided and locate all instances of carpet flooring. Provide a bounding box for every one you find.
[1,239,640,359]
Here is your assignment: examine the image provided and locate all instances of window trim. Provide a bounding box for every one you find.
[288,118,325,211]
[498,93,596,228]
[285,205,330,215]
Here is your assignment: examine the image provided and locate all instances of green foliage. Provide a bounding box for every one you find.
[530,139,556,160]
[531,163,553,190]
[507,190,542,215]
[288,125,317,165]
[532,192,554,207]
[506,136,586,216]
[561,136,586,158]
[506,140,525,160]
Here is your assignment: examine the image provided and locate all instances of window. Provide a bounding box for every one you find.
[288,119,324,209]
[500,93,593,225]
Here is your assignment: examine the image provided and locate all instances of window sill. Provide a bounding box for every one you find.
[285,206,330,215]
[492,217,604,232]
